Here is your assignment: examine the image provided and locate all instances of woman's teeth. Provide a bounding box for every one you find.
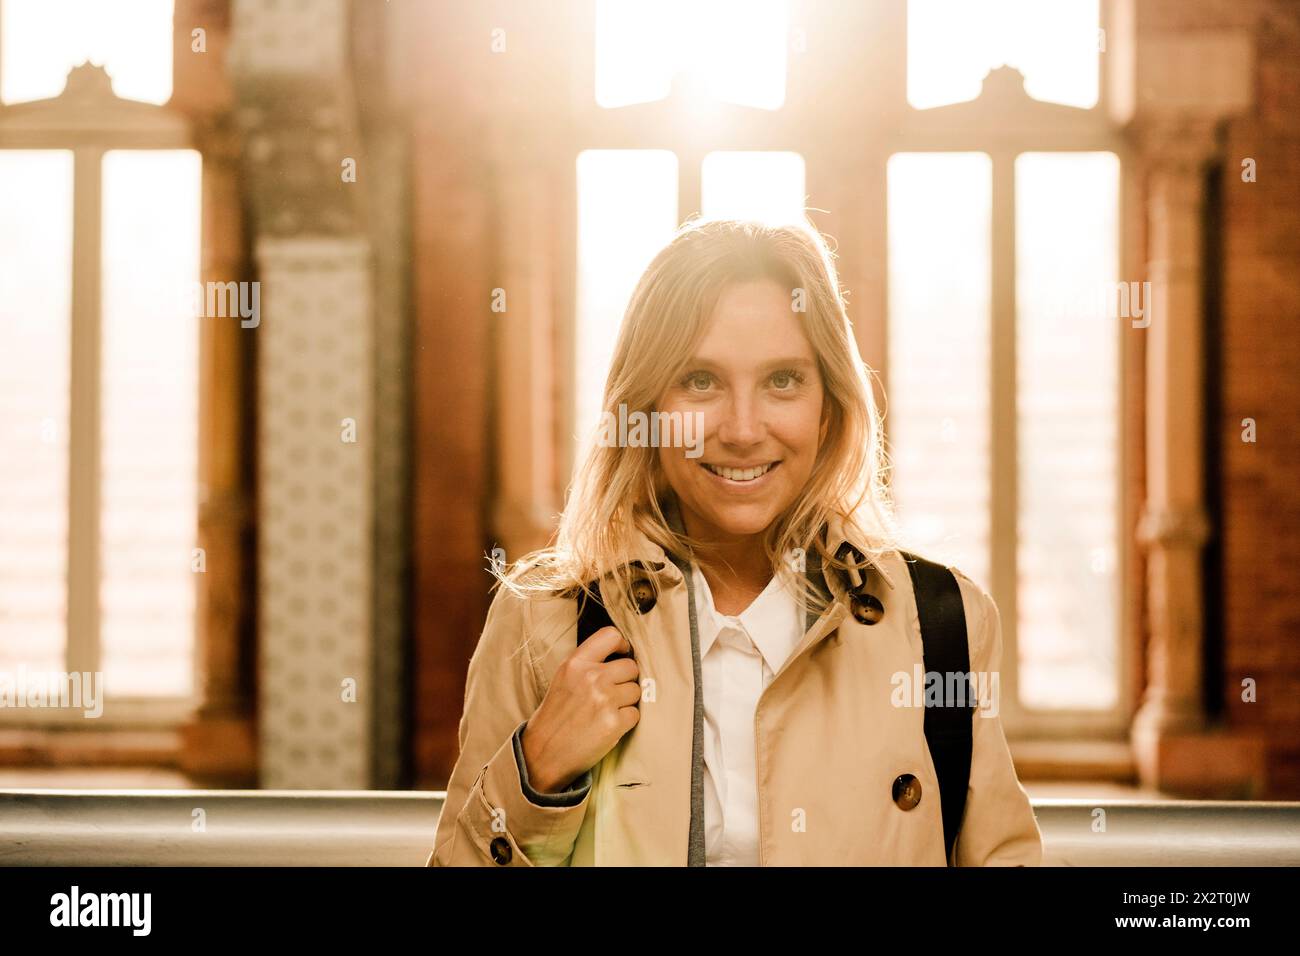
[701,462,777,482]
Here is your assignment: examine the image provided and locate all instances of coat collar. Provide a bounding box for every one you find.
[613,497,896,595]
[823,510,896,592]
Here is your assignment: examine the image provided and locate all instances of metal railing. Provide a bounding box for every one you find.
[2,790,1298,866]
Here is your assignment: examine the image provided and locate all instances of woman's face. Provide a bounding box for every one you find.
[656,277,826,544]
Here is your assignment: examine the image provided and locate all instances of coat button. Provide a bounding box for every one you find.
[489,836,513,865]
[892,773,922,810]
[631,578,657,614]
[850,592,884,625]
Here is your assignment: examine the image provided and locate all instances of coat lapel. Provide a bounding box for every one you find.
[586,501,896,865]
[597,561,695,865]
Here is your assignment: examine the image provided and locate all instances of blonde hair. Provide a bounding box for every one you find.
[494,216,902,624]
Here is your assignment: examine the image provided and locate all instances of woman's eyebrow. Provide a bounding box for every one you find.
[683,356,817,370]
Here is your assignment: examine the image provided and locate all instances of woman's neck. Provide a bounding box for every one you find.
[680,513,774,617]
[701,566,771,617]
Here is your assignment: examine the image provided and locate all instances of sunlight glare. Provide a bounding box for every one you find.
[596,0,787,110]
[701,151,806,226]
[1,0,173,105]
[907,0,1099,109]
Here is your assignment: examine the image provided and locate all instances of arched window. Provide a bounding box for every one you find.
[0,0,201,719]
[890,0,1125,735]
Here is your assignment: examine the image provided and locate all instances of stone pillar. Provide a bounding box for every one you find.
[1129,88,1264,794]
[1110,13,1263,795]
[1131,119,1217,764]
[255,237,374,789]
[229,0,379,788]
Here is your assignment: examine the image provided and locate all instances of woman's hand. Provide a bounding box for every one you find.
[520,626,642,793]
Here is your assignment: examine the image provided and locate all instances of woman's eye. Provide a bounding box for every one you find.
[678,369,805,392]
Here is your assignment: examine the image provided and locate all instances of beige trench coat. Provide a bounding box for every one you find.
[426,513,1043,866]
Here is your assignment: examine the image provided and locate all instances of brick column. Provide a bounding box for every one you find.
[1131,119,1217,756]
[1116,16,1263,794]
[1131,118,1264,795]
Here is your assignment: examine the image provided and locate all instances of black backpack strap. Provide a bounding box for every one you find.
[574,568,653,660]
[575,584,614,646]
[898,550,974,865]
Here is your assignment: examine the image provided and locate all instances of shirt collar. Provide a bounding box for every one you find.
[614,500,895,593]
[690,559,805,671]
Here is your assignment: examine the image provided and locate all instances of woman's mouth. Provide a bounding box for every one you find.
[699,461,781,486]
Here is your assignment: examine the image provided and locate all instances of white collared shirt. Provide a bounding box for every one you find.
[691,560,806,867]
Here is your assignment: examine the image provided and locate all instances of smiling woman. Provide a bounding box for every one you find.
[543,217,899,621]
[656,276,829,612]
[427,217,1043,867]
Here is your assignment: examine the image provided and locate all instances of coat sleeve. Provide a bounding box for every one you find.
[950,573,1044,867]
[425,586,593,867]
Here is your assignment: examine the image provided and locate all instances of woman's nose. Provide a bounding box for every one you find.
[715,397,765,446]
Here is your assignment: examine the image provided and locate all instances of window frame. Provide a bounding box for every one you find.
[0,60,200,727]
[890,74,1134,739]
[890,0,1133,739]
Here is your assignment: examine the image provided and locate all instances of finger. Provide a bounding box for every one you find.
[602,656,640,684]
[616,704,641,734]
[613,680,643,707]
[573,625,630,662]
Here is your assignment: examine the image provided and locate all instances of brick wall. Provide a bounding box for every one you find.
[1214,3,1300,797]
[1144,0,1300,796]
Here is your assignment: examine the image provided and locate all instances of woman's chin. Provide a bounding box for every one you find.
[690,499,783,539]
